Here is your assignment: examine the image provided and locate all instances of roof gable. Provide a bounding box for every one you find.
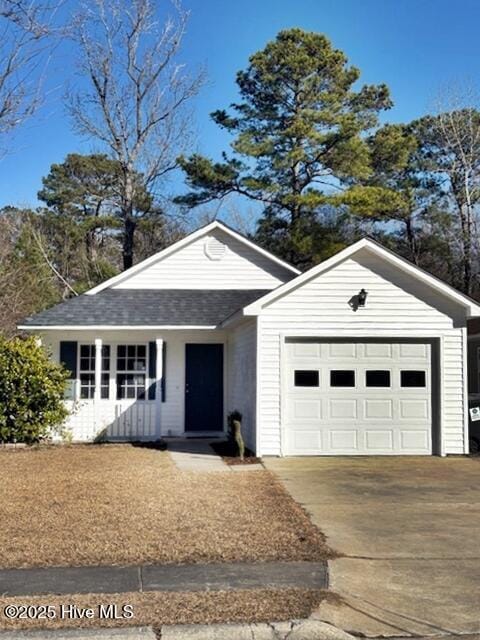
[241,238,480,318]
[87,221,299,294]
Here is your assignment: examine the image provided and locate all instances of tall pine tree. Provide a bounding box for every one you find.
[177,29,392,266]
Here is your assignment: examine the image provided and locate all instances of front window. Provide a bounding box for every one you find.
[79,345,95,399]
[101,345,111,399]
[116,345,147,400]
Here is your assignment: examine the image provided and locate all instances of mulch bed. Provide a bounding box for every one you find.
[0,444,332,569]
[0,589,327,630]
[210,439,262,465]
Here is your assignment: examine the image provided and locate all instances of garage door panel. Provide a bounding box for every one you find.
[400,430,430,450]
[284,339,433,456]
[365,429,394,450]
[289,399,322,420]
[329,398,358,419]
[328,343,357,358]
[364,343,393,358]
[365,399,393,419]
[399,343,429,359]
[292,342,321,358]
[399,399,429,419]
[330,429,358,450]
[289,430,323,452]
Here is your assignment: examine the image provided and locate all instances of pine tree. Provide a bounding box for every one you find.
[177,29,392,266]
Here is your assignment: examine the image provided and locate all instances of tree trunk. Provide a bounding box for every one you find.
[464,209,473,296]
[122,170,136,271]
[85,229,94,263]
[458,203,472,296]
[123,215,136,270]
[405,217,418,265]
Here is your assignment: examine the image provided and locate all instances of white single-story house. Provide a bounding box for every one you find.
[19,220,480,456]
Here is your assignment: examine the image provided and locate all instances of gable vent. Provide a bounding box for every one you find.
[204,236,227,261]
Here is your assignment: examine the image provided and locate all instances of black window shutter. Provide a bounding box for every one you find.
[161,342,167,402]
[148,341,156,400]
[59,341,77,378]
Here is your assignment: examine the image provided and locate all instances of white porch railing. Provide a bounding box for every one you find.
[63,400,157,442]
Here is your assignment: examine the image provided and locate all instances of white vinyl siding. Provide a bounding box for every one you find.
[112,229,293,290]
[227,319,257,451]
[442,331,467,454]
[256,251,468,456]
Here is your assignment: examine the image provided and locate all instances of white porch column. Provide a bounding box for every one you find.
[155,338,164,437]
[94,338,102,403]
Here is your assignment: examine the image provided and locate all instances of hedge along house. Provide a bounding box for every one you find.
[19,221,480,456]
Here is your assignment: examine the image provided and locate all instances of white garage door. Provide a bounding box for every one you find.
[284,340,433,455]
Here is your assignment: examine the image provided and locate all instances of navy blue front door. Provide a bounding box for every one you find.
[185,344,224,432]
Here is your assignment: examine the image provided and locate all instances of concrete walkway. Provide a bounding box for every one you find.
[167,439,263,472]
[265,456,480,637]
[160,620,355,639]
[167,440,230,472]
[0,561,327,597]
[167,440,229,472]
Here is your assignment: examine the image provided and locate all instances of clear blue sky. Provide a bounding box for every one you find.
[2,0,480,212]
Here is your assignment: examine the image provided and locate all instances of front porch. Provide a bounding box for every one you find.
[40,325,256,448]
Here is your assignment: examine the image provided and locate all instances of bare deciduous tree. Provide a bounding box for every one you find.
[67,0,203,269]
[425,85,480,295]
[0,210,56,336]
[0,213,27,322]
[0,0,54,143]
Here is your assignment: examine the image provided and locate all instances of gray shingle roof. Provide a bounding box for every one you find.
[21,289,270,327]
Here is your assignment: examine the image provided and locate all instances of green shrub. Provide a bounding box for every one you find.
[0,336,69,443]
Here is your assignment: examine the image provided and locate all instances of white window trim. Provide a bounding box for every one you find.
[78,343,96,401]
[115,343,149,401]
[76,341,150,402]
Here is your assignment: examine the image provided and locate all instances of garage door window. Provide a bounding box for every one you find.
[330,370,355,387]
[400,370,426,387]
[366,370,391,387]
[294,370,319,387]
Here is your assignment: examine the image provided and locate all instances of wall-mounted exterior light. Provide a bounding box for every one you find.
[358,288,368,307]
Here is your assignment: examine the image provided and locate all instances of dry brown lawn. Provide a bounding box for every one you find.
[0,589,327,630]
[0,444,330,569]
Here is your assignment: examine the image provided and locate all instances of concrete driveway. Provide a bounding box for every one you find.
[264,456,480,637]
